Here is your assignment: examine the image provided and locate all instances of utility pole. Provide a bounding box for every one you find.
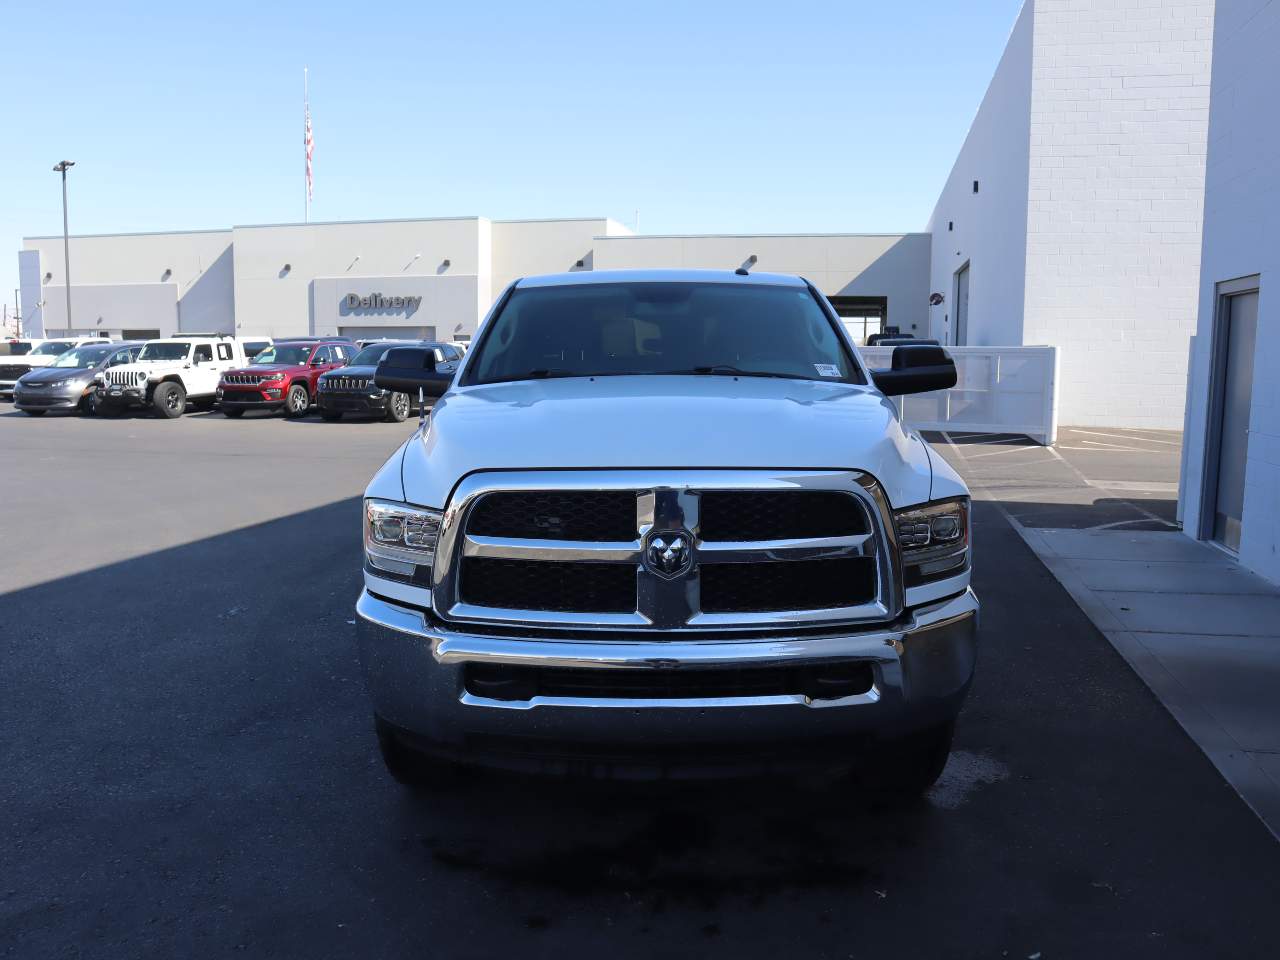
[52,160,76,331]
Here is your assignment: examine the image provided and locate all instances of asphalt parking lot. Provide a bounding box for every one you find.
[4,410,1280,959]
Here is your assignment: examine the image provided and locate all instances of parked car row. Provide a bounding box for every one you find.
[4,334,463,422]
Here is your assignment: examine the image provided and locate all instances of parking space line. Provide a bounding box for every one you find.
[964,444,1055,460]
[1066,428,1181,447]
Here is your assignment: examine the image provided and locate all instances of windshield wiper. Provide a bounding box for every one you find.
[682,365,794,379]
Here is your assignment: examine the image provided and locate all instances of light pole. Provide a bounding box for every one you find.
[52,160,75,331]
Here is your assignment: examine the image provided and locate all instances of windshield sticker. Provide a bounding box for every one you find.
[814,364,841,377]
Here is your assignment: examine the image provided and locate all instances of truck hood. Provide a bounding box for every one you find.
[396,375,936,510]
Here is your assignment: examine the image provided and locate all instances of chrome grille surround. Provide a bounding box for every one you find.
[431,470,900,633]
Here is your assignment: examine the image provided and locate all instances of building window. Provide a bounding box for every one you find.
[827,296,887,346]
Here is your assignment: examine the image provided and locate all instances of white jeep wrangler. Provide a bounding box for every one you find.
[98,335,248,418]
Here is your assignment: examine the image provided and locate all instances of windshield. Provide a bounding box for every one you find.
[6,342,34,356]
[31,341,75,356]
[252,345,312,366]
[351,343,400,366]
[137,342,192,362]
[465,282,862,387]
[51,345,114,369]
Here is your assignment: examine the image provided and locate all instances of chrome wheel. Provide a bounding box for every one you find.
[288,385,309,415]
[165,390,180,411]
[395,393,409,418]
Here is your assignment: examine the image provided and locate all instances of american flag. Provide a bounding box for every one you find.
[304,102,314,202]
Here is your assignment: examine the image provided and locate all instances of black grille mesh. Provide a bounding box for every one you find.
[699,491,867,541]
[700,557,876,612]
[468,491,637,541]
[465,662,875,702]
[0,365,32,380]
[461,557,636,613]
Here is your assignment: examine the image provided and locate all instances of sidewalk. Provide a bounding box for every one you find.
[930,427,1280,841]
[1017,527,1280,840]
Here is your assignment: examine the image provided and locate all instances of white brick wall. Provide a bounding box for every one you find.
[931,0,1215,429]
[927,1,1035,347]
[1180,0,1280,584]
[1023,0,1214,428]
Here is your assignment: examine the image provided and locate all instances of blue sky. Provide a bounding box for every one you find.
[1,0,1023,313]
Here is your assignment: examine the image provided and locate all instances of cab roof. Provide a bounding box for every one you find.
[514,269,808,289]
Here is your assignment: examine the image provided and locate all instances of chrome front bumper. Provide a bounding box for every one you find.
[355,588,978,771]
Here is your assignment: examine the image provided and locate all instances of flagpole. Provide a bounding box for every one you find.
[303,66,310,224]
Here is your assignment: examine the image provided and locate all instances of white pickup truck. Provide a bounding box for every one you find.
[354,269,979,793]
[97,335,249,418]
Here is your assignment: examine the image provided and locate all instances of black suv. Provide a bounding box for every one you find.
[315,340,461,422]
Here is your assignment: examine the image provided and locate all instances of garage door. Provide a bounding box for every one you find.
[338,325,436,341]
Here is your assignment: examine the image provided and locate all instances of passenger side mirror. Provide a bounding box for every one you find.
[374,347,450,397]
[870,344,958,397]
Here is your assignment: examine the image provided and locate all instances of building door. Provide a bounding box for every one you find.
[954,264,970,346]
[1207,287,1259,551]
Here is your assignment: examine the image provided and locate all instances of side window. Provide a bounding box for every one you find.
[129,347,143,361]
[433,348,446,363]
[317,346,335,363]
[194,344,214,363]
[108,350,130,367]
[216,343,232,360]
[446,345,461,360]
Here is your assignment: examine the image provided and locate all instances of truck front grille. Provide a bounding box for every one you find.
[698,490,869,541]
[224,373,264,385]
[0,364,32,380]
[460,557,636,613]
[435,472,893,631]
[467,491,637,541]
[700,557,877,612]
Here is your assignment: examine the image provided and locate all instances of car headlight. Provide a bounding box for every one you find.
[894,498,969,586]
[262,372,285,381]
[364,498,442,585]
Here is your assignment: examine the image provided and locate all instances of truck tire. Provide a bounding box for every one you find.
[863,721,955,798]
[320,409,342,422]
[221,407,244,418]
[374,715,460,789]
[383,391,411,423]
[152,382,186,418]
[284,384,310,418]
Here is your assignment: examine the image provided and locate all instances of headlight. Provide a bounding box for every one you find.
[364,498,442,585]
[894,498,969,586]
[262,372,285,381]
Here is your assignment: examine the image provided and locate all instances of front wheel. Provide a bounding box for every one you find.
[152,382,186,418]
[79,387,99,416]
[858,721,955,798]
[383,391,410,423]
[284,383,310,418]
[374,715,460,789]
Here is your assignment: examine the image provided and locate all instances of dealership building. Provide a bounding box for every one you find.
[15,0,1221,433]
[18,218,929,347]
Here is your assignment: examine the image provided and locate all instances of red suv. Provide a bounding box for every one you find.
[217,339,356,418]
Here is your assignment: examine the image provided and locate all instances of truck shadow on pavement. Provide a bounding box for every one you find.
[3,498,1279,958]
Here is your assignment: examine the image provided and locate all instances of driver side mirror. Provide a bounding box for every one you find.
[871,345,958,397]
[374,347,450,397]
